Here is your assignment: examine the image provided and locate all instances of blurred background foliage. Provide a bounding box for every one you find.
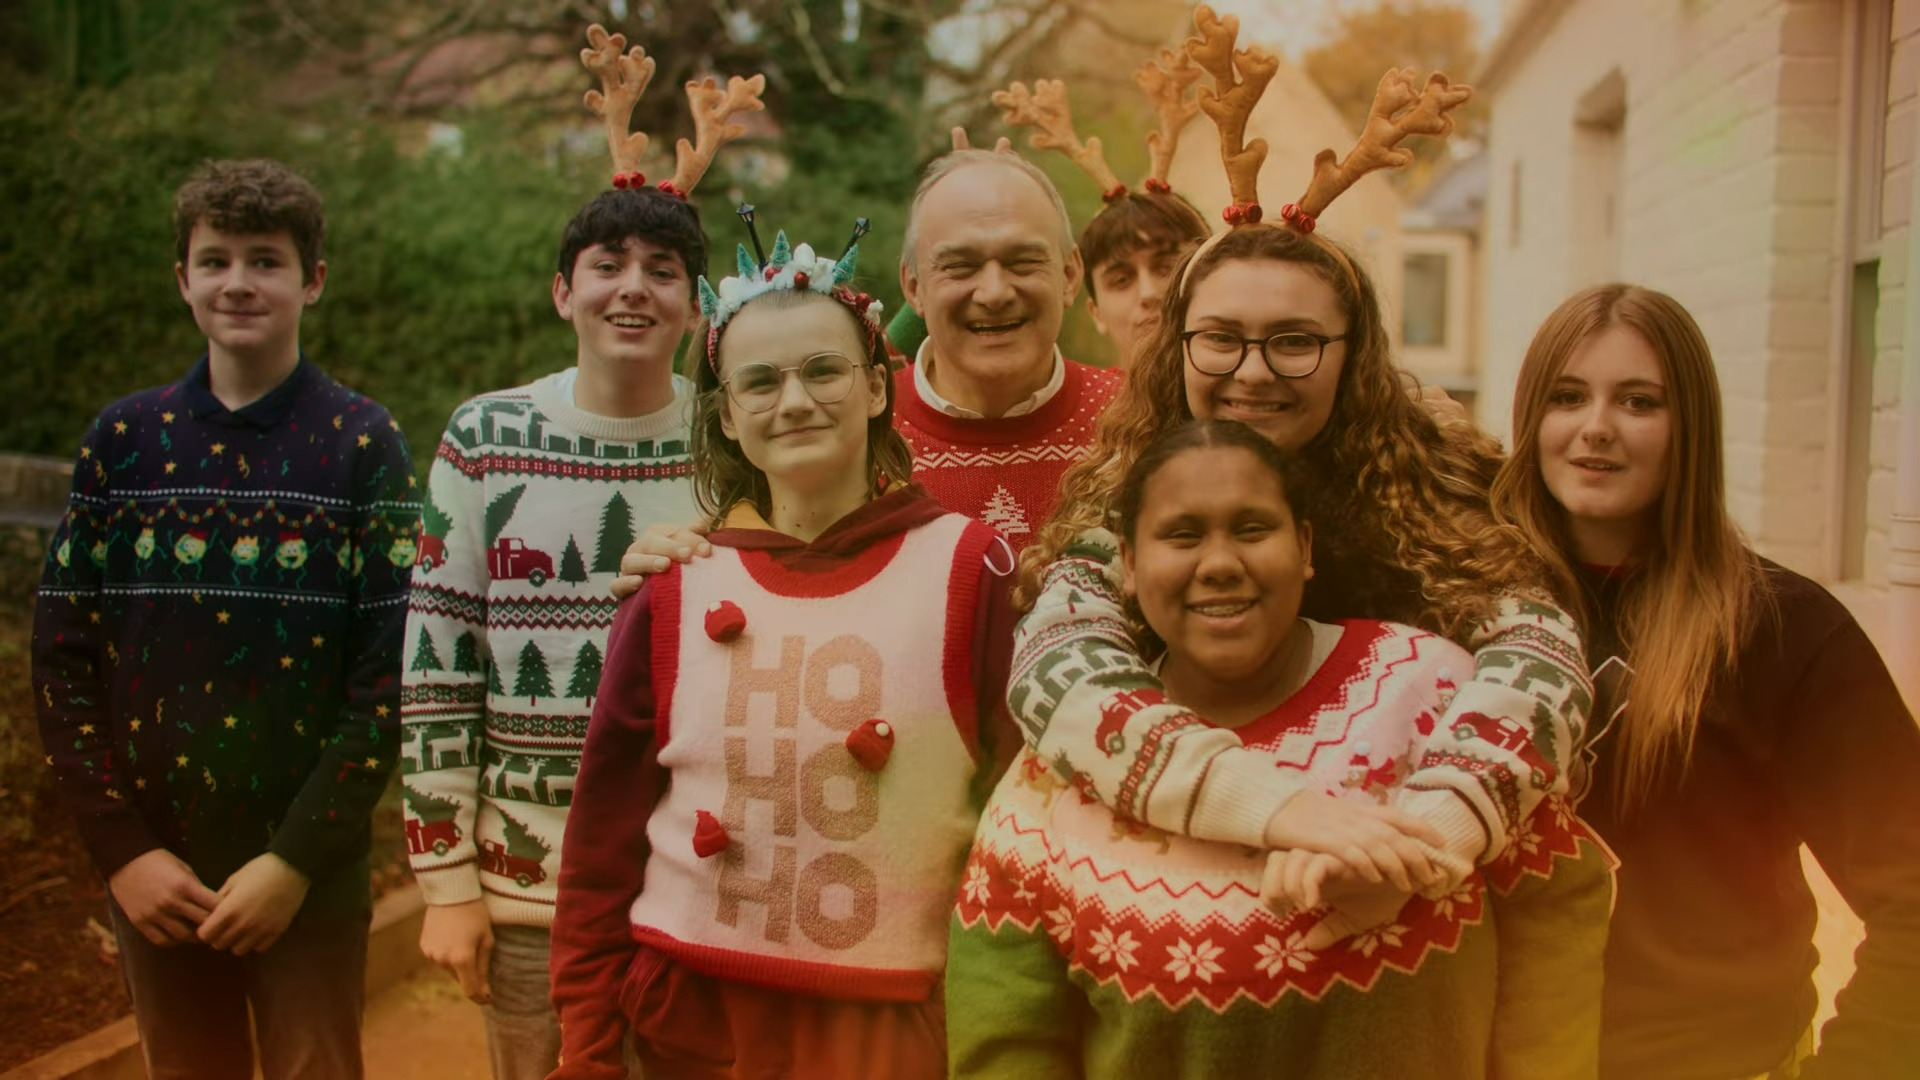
[0,0,1203,459]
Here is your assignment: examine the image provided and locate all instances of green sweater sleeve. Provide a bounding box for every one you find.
[949,755,1084,1079]
[1482,796,1614,1080]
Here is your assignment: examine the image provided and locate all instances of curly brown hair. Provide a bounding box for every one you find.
[1021,224,1544,644]
[690,289,914,524]
[173,160,325,283]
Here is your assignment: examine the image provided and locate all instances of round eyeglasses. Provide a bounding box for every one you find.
[721,352,875,414]
[1181,329,1347,379]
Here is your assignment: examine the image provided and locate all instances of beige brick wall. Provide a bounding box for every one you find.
[1867,0,1919,589]
[1480,0,1847,574]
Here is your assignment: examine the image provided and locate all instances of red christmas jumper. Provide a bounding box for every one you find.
[548,486,1018,1079]
[890,359,1120,551]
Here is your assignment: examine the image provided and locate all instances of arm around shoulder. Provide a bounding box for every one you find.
[1008,529,1311,847]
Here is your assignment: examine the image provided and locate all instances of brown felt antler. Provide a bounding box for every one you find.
[992,79,1126,200]
[664,73,768,198]
[1136,48,1201,191]
[1185,4,1278,225]
[1284,68,1473,231]
[580,23,656,186]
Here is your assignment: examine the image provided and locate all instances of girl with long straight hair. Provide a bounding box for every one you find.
[1491,282,1920,1078]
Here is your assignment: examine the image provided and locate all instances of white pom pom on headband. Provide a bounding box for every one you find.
[697,207,885,369]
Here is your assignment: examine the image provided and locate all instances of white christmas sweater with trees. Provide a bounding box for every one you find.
[401,370,697,927]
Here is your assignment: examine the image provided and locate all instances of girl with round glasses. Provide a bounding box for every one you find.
[1013,223,1593,923]
[549,240,1019,1079]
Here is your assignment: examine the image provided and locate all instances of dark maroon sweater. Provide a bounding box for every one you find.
[1579,558,1920,1079]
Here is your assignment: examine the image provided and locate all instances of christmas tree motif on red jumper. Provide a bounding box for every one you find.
[480,807,551,887]
[567,640,604,705]
[558,534,590,586]
[410,626,445,673]
[981,485,1031,536]
[592,491,637,573]
[452,631,484,676]
[513,640,554,704]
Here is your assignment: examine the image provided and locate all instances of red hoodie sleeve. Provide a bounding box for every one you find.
[970,555,1021,802]
[550,578,669,1079]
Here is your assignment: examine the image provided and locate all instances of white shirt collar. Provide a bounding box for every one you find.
[911,339,1066,419]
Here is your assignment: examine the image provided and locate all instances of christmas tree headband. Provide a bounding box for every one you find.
[580,23,767,198]
[991,46,1202,203]
[697,207,885,369]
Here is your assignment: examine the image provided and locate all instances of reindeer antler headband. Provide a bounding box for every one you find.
[1181,4,1472,233]
[991,47,1202,203]
[580,23,767,198]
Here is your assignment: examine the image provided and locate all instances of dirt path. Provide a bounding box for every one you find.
[362,967,491,1080]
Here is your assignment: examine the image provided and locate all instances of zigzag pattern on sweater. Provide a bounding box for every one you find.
[481,711,592,746]
[482,594,621,630]
[1109,624,1426,823]
[958,800,1482,1011]
[911,444,1087,469]
[402,683,488,707]
[408,581,487,625]
[960,768,1596,1013]
[437,445,694,483]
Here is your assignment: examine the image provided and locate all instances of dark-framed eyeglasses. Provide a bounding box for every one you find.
[1181,328,1348,379]
[721,352,875,413]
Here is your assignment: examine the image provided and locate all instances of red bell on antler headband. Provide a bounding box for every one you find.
[580,23,767,200]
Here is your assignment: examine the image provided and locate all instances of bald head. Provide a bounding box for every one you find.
[901,151,1076,272]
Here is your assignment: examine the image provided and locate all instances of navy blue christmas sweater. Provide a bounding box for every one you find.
[32,356,420,916]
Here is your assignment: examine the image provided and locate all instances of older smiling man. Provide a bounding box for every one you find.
[892,149,1122,550]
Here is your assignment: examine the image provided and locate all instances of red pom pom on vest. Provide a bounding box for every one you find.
[692,811,730,858]
[845,719,894,772]
[705,601,746,643]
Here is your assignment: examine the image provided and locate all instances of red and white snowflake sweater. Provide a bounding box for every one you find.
[549,487,1018,1079]
[891,359,1120,550]
[950,619,1616,1080]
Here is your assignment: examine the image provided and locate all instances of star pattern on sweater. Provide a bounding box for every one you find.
[1253,932,1314,977]
[962,863,992,906]
[1164,937,1227,983]
[1089,924,1141,971]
